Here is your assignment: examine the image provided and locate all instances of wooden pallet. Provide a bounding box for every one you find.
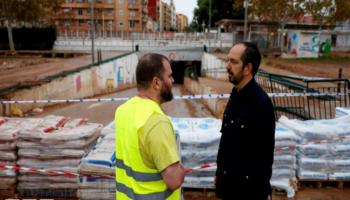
[182,187,216,197]
[297,178,350,190]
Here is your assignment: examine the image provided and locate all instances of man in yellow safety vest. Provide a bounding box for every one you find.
[115,53,185,200]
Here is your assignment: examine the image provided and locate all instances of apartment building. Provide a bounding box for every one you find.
[148,0,175,31]
[53,0,149,32]
[175,14,181,31]
[177,13,188,32]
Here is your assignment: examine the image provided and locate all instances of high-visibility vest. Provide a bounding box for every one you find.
[115,96,180,200]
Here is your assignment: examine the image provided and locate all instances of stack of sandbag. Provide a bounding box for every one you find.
[77,131,116,200]
[100,121,115,138]
[16,115,101,198]
[279,115,350,181]
[336,107,350,118]
[270,123,297,198]
[169,117,221,188]
[0,117,43,197]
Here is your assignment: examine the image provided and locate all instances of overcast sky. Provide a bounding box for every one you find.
[174,0,197,23]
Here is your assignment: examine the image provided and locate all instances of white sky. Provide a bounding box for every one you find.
[173,0,197,23]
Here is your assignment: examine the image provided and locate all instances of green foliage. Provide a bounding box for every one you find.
[0,26,57,50]
[169,27,178,32]
[193,0,245,28]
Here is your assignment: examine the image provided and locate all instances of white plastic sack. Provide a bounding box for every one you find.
[272,163,297,170]
[297,157,329,168]
[19,174,49,182]
[17,157,80,168]
[0,169,17,177]
[0,129,21,141]
[329,172,350,180]
[97,132,115,149]
[329,145,350,155]
[328,159,350,169]
[50,182,77,188]
[335,107,350,118]
[275,123,297,141]
[274,150,296,156]
[0,140,18,150]
[63,118,88,128]
[0,118,8,126]
[0,176,17,184]
[20,125,56,140]
[77,176,116,189]
[274,155,296,164]
[42,115,70,128]
[77,188,116,200]
[190,166,217,177]
[272,169,296,179]
[49,175,77,183]
[0,160,16,166]
[297,170,328,179]
[78,147,116,176]
[275,141,296,149]
[101,121,115,138]
[182,176,214,188]
[17,139,49,150]
[178,130,221,147]
[270,178,296,198]
[297,144,328,154]
[0,150,17,161]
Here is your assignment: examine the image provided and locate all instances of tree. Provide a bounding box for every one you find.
[194,0,245,30]
[237,0,305,52]
[169,27,178,32]
[304,0,335,30]
[0,0,64,51]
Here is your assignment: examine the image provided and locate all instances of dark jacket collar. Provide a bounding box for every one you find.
[231,78,258,101]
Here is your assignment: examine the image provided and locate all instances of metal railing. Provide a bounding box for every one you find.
[200,68,349,120]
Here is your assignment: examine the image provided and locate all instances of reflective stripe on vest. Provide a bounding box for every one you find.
[116,158,163,182]
[116,182,174,200]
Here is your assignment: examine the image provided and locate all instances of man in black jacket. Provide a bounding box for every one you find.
[214,42,275,199]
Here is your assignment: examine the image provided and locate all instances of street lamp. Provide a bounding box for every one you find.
[243,0,248,42]
[91,0,95,65]
[202,21,205,35]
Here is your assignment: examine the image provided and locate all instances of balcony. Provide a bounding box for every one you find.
[128,14,141,21]
[61,2,114,9]
[142,17,147,22]
[128,27,142,32]
[128,3,140,10]
[142,6,148,13]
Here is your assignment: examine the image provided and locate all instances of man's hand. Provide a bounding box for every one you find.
[214,176,217,188]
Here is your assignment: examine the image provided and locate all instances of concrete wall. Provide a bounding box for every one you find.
[0,53,138,116]
[201,53,228,81]
[183,77,227,119]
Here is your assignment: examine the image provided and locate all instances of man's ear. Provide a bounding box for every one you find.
[152,77,161,90]
[245,63,253,75]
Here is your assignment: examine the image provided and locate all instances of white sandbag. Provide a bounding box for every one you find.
[78,147,116,176]
[270,178,296,198]
[297,157,329,168]
[274,150,297,156]
[50,182,77,189]
[48,132,99,149]
[17,181,51,189]
[0,150,17,161]
[275,141,296,149]
[0,176,17,184]
[101,121,115,138]
[39,148,91,160]
[274,155,296,164]
[77,176,116,189]
[16,188,77,197]
[329,172,350,180]
[329,145,350,155]
[20,125,56,140]
[0,140,18,150]
[17,118,44,128]
[296,152,328,159]
[182,176,214,188]
[272,169,296,179]
[0,129,21,141]
[296,165,332,173]
[297,170,328,179]
[77,188,116,200]
[17,139,49,150]
[0,120,22,128]
[328,159,350,169]
[179,130,221,147]
[63,118,88,128]
[18,149,41,157]
[0,160,16,166]
[0,118,8,126]
[279,115,350,140]
[40,124,102,143]
[336,107,350,118]
[272,163,297,170]
[297,144,328,154]
[97,132,115,149]
[18,174,49,182]
[42,115,70,128]
[275,123,297,141]
[18,157,80,168]
[19,167,78,175]
[0,169,17,177]
[49,175,77,183]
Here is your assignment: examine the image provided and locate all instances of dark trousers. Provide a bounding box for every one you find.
[221,194,270,200]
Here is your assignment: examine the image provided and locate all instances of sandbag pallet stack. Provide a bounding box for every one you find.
[16,115,102,198]
[336,107,350,118]
[279,115,350,187]
[0,117,44,198]
[270,123,297,198]
[77,125,116,200]
[170,117,222,189]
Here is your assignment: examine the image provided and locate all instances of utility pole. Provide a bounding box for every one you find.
[202,21,205,37]
[243,0,248,42]
[91,0,95,65]
[208,0,211,52]
[131,0,134,52]
[102,12,104,38]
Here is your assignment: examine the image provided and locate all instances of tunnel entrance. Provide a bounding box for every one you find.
[171,61,202,84]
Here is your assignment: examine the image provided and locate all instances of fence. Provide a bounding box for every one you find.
[56,30,218,41]
[199,68,349,120]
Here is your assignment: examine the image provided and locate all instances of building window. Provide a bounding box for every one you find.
[119,21,124,27]
[97,0,102,3]
[130,21,134,27]
[87,9,91,14]
[119,10,124,15]
[87,20,92,26]
[119,0,123,3]
[77,0,83,2]
[63,9,70,13]
[79,20,84,26]
[108,0,112,3]
[65,20,70,27]
[78,9,83,15]
[108,9,113,15]
[87,0,91,2]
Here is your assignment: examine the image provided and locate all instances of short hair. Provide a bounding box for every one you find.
[236,42,261,76]
[136,53,170,90]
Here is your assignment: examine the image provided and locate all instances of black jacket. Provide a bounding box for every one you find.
[215,78,275,199]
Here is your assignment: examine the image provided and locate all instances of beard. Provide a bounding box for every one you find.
[228,69,244,85]
[159,81,173,104]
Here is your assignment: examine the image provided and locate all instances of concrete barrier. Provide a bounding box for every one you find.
[201,53,228,81]
[183,77,227,119]
[0,53,138,116]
